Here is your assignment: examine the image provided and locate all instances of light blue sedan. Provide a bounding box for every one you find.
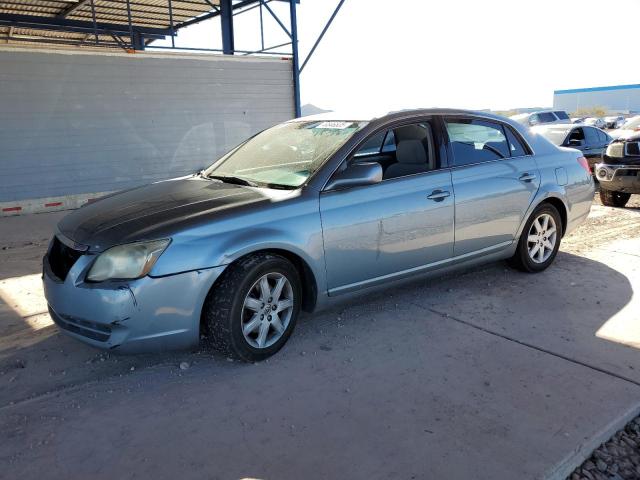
[43,109,594,361]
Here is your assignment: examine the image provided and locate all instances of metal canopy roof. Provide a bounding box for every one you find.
[0,0,283,50]
[0,0,345,117]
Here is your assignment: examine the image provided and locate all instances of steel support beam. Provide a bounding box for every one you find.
[220,0,234,54]
[0,12,172,37]
[289,0,301,117]
[56,0,91,18]
[300,0,346,73]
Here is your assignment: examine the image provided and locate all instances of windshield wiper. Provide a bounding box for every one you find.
[264,183,297,190]
[207,174,259,187]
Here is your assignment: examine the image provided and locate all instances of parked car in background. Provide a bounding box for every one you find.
[42,109,594,361]
[532,124,611,170]
[584,117,606,129]
[609,115,640,139]
[604,116,625,129]
[510,110,572,127]
[595,133,640,207]
[571,117,586,124]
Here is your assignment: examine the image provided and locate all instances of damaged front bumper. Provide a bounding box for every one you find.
[43,253,224,353]
[595,163,640,194]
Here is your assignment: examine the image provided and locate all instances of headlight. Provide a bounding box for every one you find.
[86,239,170,282]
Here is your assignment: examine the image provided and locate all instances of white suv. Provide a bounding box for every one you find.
[510,110,572,127]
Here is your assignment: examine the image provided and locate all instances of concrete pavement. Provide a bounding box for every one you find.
[1,200,639,479]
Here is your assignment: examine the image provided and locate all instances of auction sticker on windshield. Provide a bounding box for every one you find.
[314,121,354,129]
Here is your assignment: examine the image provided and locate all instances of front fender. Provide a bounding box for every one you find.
[149,198,325,288]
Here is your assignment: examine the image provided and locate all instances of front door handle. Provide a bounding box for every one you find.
[519,173,537,183]
[427,190,450,201]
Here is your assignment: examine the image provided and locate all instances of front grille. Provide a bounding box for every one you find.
[49,307,111,342]
[625,142,640,156]
[48,236,83,281]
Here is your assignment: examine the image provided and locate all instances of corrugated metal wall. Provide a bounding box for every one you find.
[554,87,640,114]
[0,47,294,203]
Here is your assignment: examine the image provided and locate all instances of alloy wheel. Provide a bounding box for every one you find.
[527,213,557,264]
[241,272,294,349]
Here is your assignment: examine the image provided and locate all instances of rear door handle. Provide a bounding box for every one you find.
[519,173,537,182]
[427,190,450,201]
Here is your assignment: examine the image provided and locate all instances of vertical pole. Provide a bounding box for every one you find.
[259,1,264,51]
[289,0,301,118]
[89,0,99,45]
[168,0,175,47]
[125,0,134,49]
[220,0,234,55]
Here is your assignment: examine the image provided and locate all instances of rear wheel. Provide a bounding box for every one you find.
[201,253,301,362]
[600,189,630,208]
[509,204,562,273]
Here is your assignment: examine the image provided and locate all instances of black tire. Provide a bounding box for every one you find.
[201,253,301,362]
[599,189,631,208]
[509,203,563,273]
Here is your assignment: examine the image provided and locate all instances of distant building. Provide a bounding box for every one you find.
[553,84,640,114]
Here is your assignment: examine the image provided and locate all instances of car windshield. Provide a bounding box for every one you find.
[538,128,569,145]
[204,120,367,188]
[622,116,640,130]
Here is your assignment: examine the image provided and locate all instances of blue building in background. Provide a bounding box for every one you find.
[553,84,640,114]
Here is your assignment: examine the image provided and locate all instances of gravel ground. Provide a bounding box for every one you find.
[569,416,640,480]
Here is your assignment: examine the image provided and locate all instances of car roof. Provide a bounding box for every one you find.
[292,108,507,123]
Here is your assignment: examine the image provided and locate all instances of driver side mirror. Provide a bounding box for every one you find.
[325,162,382,191]
[568,139,583,147]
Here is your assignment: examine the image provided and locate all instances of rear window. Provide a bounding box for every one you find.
[554,111,570,120]
[538,112,557,123]
[540,128,570,145]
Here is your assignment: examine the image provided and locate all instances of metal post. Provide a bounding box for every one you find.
[289,0,301,117]
[89,0,98,45]
[220,0,234,55]
[259,1,264,51]
[124,0,134,49]
[168,0,175,47]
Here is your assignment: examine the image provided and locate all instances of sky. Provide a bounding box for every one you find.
[153,0,640,112]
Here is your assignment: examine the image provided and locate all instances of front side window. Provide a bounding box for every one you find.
[554,111,570,120]
[205,120,366,188]
[567,128,585,144]
[445,119,510,166]
[349,122,436,180]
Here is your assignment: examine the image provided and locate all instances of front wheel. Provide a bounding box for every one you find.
[509,204,562,273]
[600,189,630,208]
[201,253,301,362]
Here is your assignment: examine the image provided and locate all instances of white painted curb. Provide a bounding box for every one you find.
[0,191,113,217]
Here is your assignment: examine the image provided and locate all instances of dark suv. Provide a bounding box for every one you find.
[595,134,640,207]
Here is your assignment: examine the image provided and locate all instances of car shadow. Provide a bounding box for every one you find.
[0,249,635,408]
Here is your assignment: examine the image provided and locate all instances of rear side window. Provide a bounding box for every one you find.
[505,127,529,157]
[597,130,609,143]
[584,127,599,146]
[538,112,557,123]
[554,111,570,120]
[445,119,510,166]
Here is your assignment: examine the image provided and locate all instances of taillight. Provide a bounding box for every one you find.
[577,156,591,174]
